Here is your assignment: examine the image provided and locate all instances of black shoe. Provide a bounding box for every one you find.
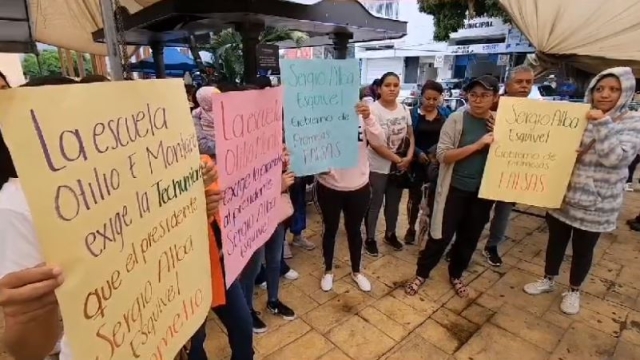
[626,217,640,227]
[364,238,379,257]
[444,248,451,262]
[267,300,296,320]
[384,233,404,251]
[404,229,416,245]
[483,246,503,267]
[251,310,267,333]
[631,221,640,232]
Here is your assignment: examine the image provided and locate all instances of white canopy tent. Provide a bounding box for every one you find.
[499,0,640,74]
[0,0,158,55]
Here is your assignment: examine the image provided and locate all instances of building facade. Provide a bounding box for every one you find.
[356,2,535,86]
[356,0,445,85]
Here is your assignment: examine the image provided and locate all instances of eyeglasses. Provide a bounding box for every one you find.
[468,93,494,101]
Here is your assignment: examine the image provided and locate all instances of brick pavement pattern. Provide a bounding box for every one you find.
[2,193,640,360]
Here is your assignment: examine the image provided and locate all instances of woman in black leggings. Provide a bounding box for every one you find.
[314,101,385,292]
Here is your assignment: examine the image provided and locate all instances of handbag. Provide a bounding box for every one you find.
[276,192,294,224]
[388,136,415,189]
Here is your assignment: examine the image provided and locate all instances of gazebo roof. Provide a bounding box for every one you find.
[92,0,407,48]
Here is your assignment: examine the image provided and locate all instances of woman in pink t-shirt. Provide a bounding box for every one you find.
[314,102,385,293]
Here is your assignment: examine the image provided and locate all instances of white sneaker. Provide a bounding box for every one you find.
[351,273,372,292]
[560,291,581,315]
[321,273,334,292]
[283,241,293,259]
[523,278,556,295]
[625,183,635,192]
[258,281,267,290]
[284,269,299,280]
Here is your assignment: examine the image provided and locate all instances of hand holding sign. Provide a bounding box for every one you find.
[586,109,606,121]
[0,264,63,324]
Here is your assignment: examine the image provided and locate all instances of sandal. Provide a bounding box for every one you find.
[450,277,469,298]
[405,276,426,296]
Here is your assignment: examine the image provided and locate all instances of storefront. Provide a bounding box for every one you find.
[360,56,404,84]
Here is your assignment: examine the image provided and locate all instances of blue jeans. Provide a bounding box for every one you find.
[240,224,285,308]
[289,179,307,235]
[188,280,254,360]
[255,242,290,284]
[487,201,514,248]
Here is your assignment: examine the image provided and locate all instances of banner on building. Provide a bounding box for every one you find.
[479,97,590,208]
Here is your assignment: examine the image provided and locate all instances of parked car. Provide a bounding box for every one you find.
[398,83,419,103]
[443,97,467,112]
[441,79,464,98]
[401,96,419,108]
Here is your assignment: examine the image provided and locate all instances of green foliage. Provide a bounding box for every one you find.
[200,27,308,84]
[418,0,510,41]
[22,49,93,78]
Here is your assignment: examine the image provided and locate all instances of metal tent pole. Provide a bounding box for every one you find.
[100,0,124,80]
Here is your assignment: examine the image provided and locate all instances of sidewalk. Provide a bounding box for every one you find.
[2,193,639,360]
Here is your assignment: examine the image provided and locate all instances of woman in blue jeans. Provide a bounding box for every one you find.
[240,223,296,333]
[188,222,254,360]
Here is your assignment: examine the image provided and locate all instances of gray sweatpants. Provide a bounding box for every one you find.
[365,172,404,239]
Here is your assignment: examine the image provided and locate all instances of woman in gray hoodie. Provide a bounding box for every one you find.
[524,67,640,315]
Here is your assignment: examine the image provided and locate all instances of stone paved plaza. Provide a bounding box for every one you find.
[2,193,640,360]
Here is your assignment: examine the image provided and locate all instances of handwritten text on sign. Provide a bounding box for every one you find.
[479,97,589,208]
[212,87,284,286]
[281,59,360,176]
[0,80,212,360]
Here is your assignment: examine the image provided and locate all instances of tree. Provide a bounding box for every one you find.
[22,49,93,78]
[200,27,308,84]
[418,0,509,42]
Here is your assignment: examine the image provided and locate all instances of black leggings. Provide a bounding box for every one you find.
[627,154,640,183]
[315,181,371,273]
[544,213,601,288]
[415,186,494,279]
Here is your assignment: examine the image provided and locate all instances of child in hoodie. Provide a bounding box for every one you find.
[524,67,640,315]
[314,101,385,293]
[192,86,218,157]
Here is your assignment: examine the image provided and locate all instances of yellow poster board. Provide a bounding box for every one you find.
[479,97,590,208]
[0,80,212,360]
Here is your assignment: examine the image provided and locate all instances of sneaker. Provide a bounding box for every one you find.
[482,246,503,267]
[560,290,581,315]
[627,217,640,227]
[404,229,416,245]
[352,273,372,292]
[251,310,267,333]
[283,241,293,259]
[258,281,267,290]
[364,238,379,257]
[292,234,316,250]
[321,273,334,291]
[267,300,296,320]
[444,248,451,262]
[284,269,299,280]
[631,221,640,232]
[384,233,404,251]
[625,183,635,192]
[523,277,556,295]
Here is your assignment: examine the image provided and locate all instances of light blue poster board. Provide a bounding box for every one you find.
[281,59,360,176]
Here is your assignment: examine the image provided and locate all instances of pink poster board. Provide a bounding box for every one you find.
[212,87,284,286]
